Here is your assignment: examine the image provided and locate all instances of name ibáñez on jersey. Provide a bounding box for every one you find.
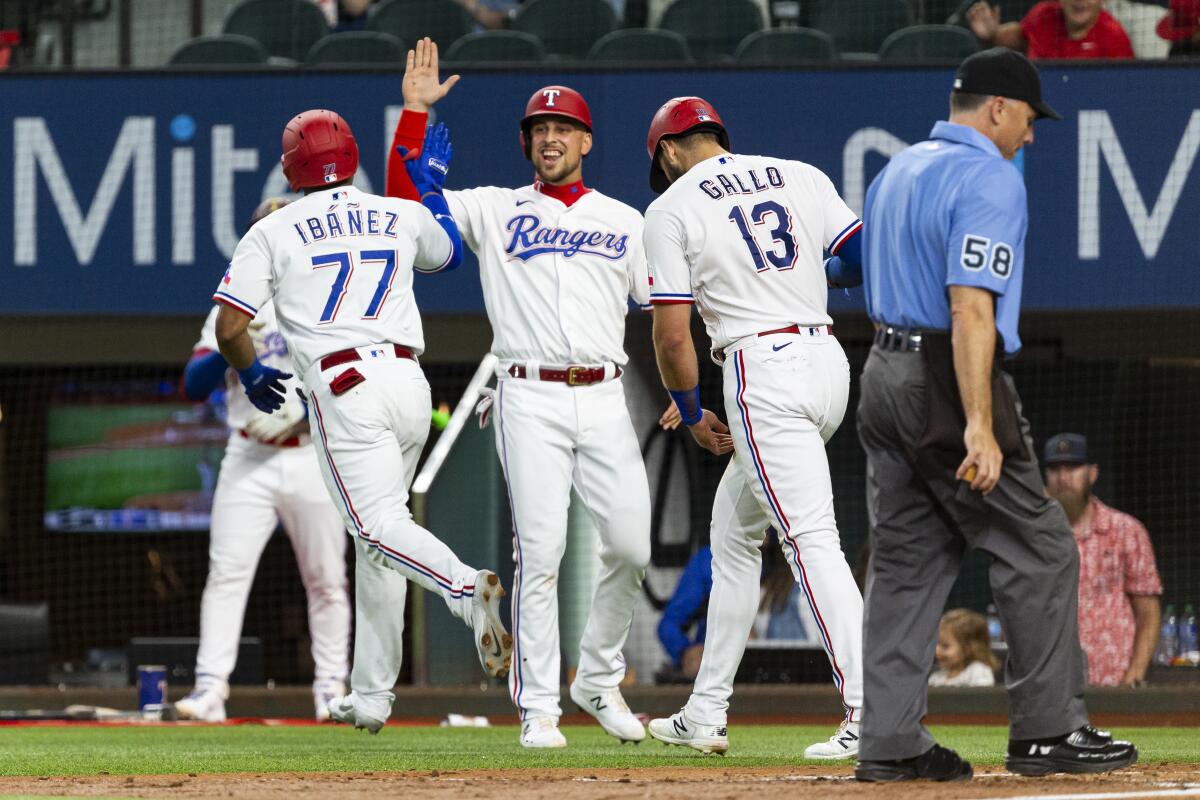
[504,213,628,262]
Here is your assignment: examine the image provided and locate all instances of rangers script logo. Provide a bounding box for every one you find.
[504,214,628,262]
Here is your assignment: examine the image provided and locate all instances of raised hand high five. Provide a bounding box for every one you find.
[403,36,460,114]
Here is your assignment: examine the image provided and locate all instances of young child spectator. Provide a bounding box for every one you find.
[929,609,998,687]
[967,0,1135,58]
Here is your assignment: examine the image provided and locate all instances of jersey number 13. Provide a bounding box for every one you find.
[728,201,798,273]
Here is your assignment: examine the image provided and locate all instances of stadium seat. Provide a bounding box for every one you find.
[443,31,546,63]
[366,0,474,53]
[222,0,329,62]
[813,0,913,56]
[168,34,267,66]
[878,24,979,61]
[658,0,765,62]
[734,28,838,63]
[305,31,406,65]
[587,29,694,62]
[511,0,617,59]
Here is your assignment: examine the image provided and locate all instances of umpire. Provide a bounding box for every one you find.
[854,48,1138,782]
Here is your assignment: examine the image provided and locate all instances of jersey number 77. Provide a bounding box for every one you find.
[313,250,399,324]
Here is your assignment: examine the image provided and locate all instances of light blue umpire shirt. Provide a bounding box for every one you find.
[863,120,1028,356]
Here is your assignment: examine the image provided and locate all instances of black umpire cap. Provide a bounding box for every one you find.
[952,47,1062,121]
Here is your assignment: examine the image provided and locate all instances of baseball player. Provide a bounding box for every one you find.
[385,39,651,748]
[175,198,350,723]
[641,97,865,758]
[210,106,512,734]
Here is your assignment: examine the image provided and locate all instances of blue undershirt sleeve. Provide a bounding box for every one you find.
[182,350,229,400]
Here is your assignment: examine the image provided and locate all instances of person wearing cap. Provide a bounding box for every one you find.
[385,39,653,749]
[1044,433,1163,687]
[855,48,1138,781]
[1158,0,1200,56]
[640,96,866,759]
[967,0,1135,59]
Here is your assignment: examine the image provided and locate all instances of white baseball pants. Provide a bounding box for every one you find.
[195,434,350,686]
[304,353,478,721]
[684,330,863,725]
[494,375,651,720]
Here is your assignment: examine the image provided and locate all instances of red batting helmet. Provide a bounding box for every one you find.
[280,109,359,192]
[519,85,593,160]
[646,96,730,193]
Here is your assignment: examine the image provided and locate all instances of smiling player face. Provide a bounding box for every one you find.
[529,116,592,185]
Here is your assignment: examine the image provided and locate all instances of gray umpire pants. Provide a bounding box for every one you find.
[856,345,1089,761]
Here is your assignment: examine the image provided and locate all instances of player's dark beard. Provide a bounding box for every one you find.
[661,155,685,185]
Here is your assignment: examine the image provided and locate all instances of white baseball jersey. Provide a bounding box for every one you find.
[193,301,295,432]
[445,185,650,365]
[215,186,455,375]
[645,153,861,349]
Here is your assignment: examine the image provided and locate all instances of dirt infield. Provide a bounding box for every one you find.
[3,764,1198,799]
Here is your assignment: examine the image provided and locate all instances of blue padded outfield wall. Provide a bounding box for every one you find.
[1,65,1197,315]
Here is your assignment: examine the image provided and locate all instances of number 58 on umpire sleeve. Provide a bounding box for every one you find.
[944,166,1028,297]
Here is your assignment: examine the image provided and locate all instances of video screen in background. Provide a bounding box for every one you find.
[45,378,228,533]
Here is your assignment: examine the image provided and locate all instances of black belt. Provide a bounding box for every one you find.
[873,326,927,352]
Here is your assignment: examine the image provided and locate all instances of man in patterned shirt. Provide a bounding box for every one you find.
[1044,433,1163,687]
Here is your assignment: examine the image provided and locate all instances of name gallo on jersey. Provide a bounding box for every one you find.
[504,213,628,262]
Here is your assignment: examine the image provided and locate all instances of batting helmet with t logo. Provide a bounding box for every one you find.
[519,85,593,160]
[280,109,359,192]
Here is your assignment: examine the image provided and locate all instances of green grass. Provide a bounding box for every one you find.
[0,725,1195,777]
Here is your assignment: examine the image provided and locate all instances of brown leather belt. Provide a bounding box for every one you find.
[238,429,304,448]
[320,343,416,372]
[506,363,621,386]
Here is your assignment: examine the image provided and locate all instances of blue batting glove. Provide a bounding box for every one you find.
[398,122,452,196]
[237,361,293,414]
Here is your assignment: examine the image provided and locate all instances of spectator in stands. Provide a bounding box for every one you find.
[310,0,372,31]
[454,0,521,29]
[967,0,1135,58]
[1043,433,1163,687]
[929,609,998,688]
[1157,0,1200,56]
[657,531,817,680]
[453,0,626,28]
[1106,0,1170,57]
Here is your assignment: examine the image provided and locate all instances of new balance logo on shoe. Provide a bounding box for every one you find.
[1029,745,1053,756]
[715,726,727,737]
[590,696,608,712]
[674,718,689,737]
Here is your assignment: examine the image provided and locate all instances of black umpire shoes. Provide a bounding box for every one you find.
[1006,725,1138,776]
[855,743,973,782]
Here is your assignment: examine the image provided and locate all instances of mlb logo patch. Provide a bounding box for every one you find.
[222,268,232,285]
[369,348,385,358]
[697,112,712,122]
[323,163,337,183]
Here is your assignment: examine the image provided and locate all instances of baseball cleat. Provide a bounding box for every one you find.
[647,709,728,755]
[856,743,973,782]
[470,570,513,679]
[326,692,387,734]
[1005,725,1138,776]
[804,719,860,760]
[569,681,645,743]
[312,678,346,723]
[520,715,567,748]
[173,680,229,723]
